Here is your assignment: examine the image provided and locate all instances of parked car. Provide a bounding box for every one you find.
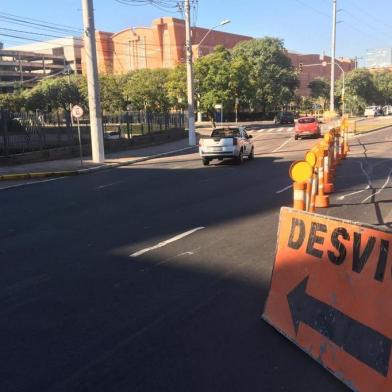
[294,117,321,140]
[198,126,254,165]
[104,131,121,140]
[383,105,392,116]
[274,111,295,124]
[364,106,378,117]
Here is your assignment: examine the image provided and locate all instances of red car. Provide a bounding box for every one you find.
[294,117,321,140]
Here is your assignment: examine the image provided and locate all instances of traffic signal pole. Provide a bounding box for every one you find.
[81,0,105,163]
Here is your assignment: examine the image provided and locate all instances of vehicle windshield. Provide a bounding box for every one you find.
[298,117,315,124]
[211,128,239,137]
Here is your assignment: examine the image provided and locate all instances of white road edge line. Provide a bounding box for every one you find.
[276,184,292,194]
[361,168,392,203]
[130,227,205,258]
[338,185,370,200]
[0,176,65,190]
[272,137,293,153]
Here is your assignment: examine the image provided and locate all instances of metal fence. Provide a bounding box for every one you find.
[0,110,185,156]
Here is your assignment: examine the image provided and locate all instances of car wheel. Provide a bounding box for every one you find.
[248,147,254,160]
[202,158,210,166]
[236,149,244,165]
[294,135,299,140]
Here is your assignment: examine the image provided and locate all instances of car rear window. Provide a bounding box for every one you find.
[211,128,240,138]
[298,118,315,124]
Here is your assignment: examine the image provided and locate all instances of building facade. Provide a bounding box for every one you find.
[288,52,356,96]
[1,18,356,97]
[88,17,252,74]
[366,48,392,69]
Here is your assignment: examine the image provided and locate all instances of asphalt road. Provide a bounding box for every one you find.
[1,126,356,392]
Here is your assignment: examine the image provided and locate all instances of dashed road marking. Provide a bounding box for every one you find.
[130,227,205,257]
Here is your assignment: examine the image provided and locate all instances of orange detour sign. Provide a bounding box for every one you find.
[263,207,392,392]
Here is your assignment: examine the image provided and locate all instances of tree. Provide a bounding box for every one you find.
[231,37,299,113]
[99,74,126,113]
[373,71,392,105]
[122,68,171,112]
[308,77,330,109]
[194,45,238,121]
[0,92,25,112]
[165,65,187,110]
[335,69,376,115]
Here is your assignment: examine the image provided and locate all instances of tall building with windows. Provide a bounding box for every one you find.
[365,48,392,69]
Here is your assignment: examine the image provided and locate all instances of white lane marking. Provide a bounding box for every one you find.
[276,184,292,194]
[361,168,392,203]
[130,227,205,257]
[272,137,293,153]
[360,161,373,187]
[277,128,284,132]
[95,181,123,190]
[267,129,274,133]
[0,176,65,191]
[338,185,370,200]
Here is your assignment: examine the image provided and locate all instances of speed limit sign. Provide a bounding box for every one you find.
[71,105,84,119]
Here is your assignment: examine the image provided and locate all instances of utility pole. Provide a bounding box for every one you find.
[81,0,105,163]
[184,0,196,146]
[330,0,337,113]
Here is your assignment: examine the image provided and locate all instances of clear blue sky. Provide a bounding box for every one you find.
[2,0,392,63]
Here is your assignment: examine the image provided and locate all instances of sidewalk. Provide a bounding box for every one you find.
[0,138,195,181]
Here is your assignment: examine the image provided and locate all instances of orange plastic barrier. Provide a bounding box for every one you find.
[263,207,392,392]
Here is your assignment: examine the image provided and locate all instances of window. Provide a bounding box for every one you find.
[211,128,240,138]
[298,117,316,124]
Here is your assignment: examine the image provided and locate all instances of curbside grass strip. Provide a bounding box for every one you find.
[348,123,392,136]
[0,146,196,181]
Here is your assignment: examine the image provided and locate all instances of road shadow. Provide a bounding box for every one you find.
[0,152,350,392]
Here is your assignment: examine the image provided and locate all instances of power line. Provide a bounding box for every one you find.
[0,11,82,33]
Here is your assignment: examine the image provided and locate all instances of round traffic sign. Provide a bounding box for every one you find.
[289,160,313,183]
[305,151,317,167]
[71,105,84,119]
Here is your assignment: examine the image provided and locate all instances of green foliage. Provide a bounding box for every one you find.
[335,69,377,114]
[24,75,85,112]
[231,37,299,111]
[372,71,392,105]
[308,78,330,100]
[99,74,126,113]
[194,45,237,117]
[0,92,25,112]
[122,68,171,112]
[165,65,187,109]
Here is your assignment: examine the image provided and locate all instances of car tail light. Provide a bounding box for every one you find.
[233,138,237,145]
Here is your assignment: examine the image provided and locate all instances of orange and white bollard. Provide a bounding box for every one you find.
[323,145,334,194]
[315,155,329,208]
[309,170,318,212]
[293,182,306,210]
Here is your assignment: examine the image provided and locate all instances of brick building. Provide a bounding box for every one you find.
[88,17,252,74]
[288,52,355,96]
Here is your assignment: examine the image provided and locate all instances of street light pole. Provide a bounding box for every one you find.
[184,0,196,146]
[195,19,230,123]
[330,0,337,113]
[81,0,105,163]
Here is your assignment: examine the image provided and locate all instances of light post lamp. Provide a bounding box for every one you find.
[197,19,231,57]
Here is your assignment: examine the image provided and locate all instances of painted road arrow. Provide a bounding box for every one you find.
[287,277,392,377]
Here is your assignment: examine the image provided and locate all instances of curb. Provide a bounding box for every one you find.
[348,123,392,137]
[0,146,195,181]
